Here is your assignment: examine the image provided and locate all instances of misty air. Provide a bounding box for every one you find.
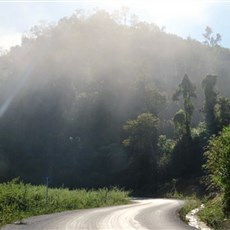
[0,4,229,230]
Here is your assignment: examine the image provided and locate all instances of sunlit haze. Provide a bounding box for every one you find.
[96,0,206,23]
[0,0,230,50]
[0,2,230,224]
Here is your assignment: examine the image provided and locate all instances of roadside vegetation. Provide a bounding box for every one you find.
[0,9,230,230]
[198,195,226,229]
[175,125,230,229]
[198,125,230,229]
[0,179,129,228]
[167,188,225,229]
[179,196,201,223]
[179,194,229,229]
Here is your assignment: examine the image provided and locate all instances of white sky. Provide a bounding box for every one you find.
[0,0,230,50]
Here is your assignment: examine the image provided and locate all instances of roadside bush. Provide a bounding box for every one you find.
[203,125,230,214]
[0,179,129,227]
[178,195,201,222]
[198,195,225,229]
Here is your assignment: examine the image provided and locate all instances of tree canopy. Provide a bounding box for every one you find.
[173,74,196,137]
[203,125,230,213]
[0,10,229,192]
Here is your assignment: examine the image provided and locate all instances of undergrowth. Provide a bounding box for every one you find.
[198,195,229,229]
[162,177,230,229]
[164,186,201,223]
[178,194,230,229]
[179,195,201,222]
[0,179,129,227]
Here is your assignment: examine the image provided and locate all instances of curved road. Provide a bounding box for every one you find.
[2,199,196,230]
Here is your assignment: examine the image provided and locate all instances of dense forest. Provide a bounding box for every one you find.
[0,9,229,195]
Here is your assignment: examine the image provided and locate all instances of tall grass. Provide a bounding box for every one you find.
[179,194,230,229]
[198,195,227,229]
[0,179,129,227]
[178,195,201,222]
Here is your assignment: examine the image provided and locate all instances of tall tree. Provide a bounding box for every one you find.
[203,26,222,47]
[218,96,230,130]
[202,75,218,135]
[173,74,196,138]
[123,113,159,190]
[173,109,186,138]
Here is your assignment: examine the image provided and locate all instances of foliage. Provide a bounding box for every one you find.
[179,195,201,222]
[0,9,229,192]
[173,74,196,137]
[180,194,229,229]
[173,109,186,137]
[202,75,230,136]
[157,135,175,162]
[0,179,129,227]
[169,135,204,179]
[123,113,159,190]
[202,75,218,135]
[133,77,167,115]
[198,195,226,229]
[203,26,222,47]
[191,122,208,139]
[173,74,196,101]
[218,96,230,130]
[169,74,205,180]
[157,135,175,181]
[123,113,159,149]
[203,125,230,213]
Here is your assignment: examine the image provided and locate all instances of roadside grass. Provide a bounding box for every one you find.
[198,195,229,229]
[169,192,230,230]
[165,190,201,223]
[165,190,185,199]
[160,177,230,229]
[0,179,130,228]
[178,195,201,222]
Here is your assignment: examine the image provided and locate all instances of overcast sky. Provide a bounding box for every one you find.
[0,0,230,50]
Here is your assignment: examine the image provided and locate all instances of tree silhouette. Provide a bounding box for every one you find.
[173,74,196,138]
[203,26,222,47]
[202,75,218,135]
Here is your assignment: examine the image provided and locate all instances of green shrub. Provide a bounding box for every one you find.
[203,125,230,214]
[198,195,226,229]
[179,195,201,222]
[0,179,129,227]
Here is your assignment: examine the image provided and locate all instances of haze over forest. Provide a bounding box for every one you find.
[0,9,229,192]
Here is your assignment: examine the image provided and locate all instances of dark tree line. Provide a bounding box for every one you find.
[0,10,229,193]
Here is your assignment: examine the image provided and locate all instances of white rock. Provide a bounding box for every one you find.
[186,204,212,230]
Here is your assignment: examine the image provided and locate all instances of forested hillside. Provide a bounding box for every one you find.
[0,10,229,192]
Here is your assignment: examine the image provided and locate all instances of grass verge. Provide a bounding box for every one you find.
[198,195,229,229]
[0,179,130,228]
[164,189,201,223]
[179,195,201,223]
[178,193,230,229]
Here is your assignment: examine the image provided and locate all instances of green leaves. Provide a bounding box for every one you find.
[173,74,196,101]
[173,74,196,138]
[203,125,230,213]
[202,75,218,135]
[123,112,159,150]
[0,179,129,227]
[122,113,160,189]
[203,26,222,47]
